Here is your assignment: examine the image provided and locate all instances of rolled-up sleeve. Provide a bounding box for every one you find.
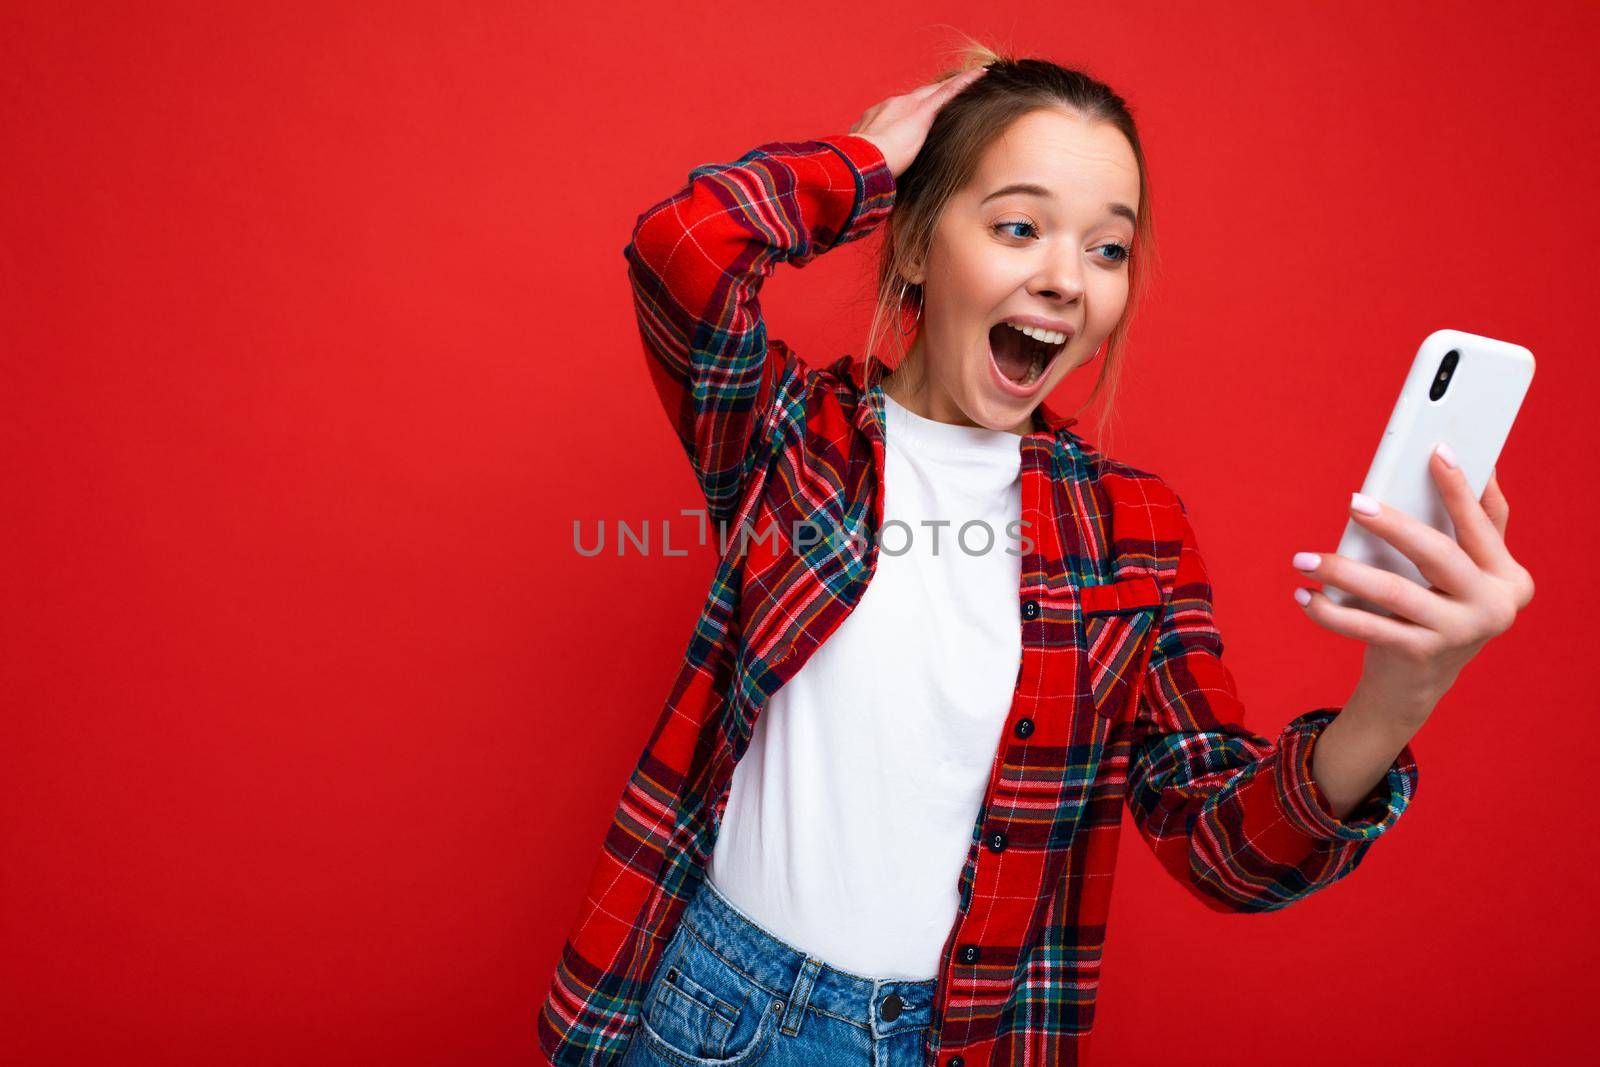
[622,134,895,528]
[1125,486,1419,913]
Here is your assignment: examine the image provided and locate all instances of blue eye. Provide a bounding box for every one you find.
[993,222,1133,265]
[992,221,1038,240]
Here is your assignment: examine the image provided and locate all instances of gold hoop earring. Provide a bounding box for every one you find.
[896,280,922,339]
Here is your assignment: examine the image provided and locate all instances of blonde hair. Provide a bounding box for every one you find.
[862,34,1159,450]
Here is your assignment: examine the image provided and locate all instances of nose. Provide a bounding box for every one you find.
[1031,244,1085,304]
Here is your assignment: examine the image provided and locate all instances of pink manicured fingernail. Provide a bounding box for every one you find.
[1435,441,1459,469]
[1292,552,1321,571]
[1294,588,1312,607]
[1350,492,1381,516]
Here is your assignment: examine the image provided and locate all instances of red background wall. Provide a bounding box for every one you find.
[4,3,1596,1064]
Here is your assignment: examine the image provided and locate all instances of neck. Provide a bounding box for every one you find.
[882,338,1033,436]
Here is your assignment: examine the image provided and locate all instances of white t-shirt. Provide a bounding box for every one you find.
[707,390,1025,980]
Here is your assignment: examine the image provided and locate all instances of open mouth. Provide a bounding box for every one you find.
[987,320,1070,389]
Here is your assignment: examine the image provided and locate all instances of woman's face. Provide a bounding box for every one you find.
[893,107,1141,434]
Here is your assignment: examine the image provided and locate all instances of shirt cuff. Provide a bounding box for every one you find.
[815,134,897,248]
[1274,708,1419,842]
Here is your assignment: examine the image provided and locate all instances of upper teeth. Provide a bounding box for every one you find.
[1003,321,1067,345]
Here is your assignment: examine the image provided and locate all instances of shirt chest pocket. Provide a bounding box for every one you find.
[1077,575,1164,721]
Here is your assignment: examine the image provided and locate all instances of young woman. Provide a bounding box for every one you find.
[537,47,1533,1067]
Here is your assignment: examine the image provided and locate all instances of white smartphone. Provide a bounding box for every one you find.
[1326,328,1534,617]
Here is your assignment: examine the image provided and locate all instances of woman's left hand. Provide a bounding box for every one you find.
[1291,443,1535,728]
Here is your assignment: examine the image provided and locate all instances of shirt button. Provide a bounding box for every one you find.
[880,993,903,1021]
[948,1058,965,1067]
[958,943,980,964]
[1020,599,1039,620]
[986,829,1008,852]
[1014,717,1034,739]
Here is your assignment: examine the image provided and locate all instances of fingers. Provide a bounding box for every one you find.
[1481,468,1510,537]
[849,103,884,134]
[1293,550,1456,630]
[1429,444,1517,576]
[912,65,988,99]
[1346,488,1482,598]
[1479,467,1533,609]
[1295,585,1434,651]
[950,65,989,90]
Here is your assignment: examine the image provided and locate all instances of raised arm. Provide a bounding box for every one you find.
[623,134,895,527]
[1125,490,1420,913]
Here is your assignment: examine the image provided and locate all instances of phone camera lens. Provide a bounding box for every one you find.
[1429,349,1460,400]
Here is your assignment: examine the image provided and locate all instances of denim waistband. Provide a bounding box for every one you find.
[680,875,939,1040]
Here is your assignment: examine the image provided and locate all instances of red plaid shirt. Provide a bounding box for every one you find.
[537,133,1419,1067]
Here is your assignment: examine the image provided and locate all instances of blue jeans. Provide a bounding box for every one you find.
[619,875,939,1067]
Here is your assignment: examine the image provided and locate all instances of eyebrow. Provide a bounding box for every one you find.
[980,182,1137,225]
